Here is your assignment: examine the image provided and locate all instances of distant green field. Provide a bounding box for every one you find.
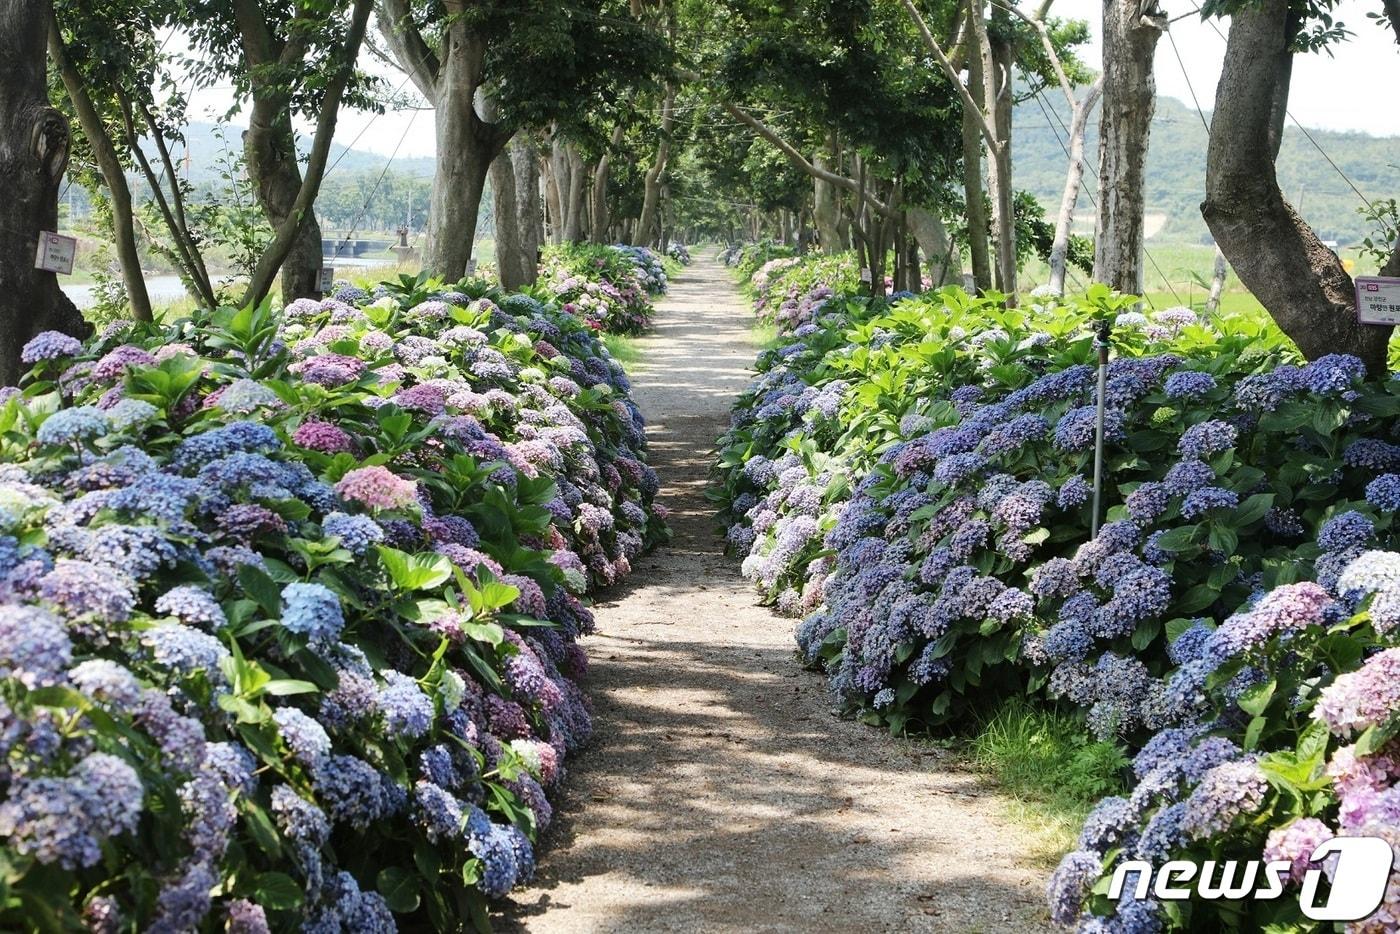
[1021,240,1376,314]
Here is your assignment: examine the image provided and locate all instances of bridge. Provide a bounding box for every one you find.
[322,238,394,259]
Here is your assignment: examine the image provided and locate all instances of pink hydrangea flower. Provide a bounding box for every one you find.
[334,466,418,511]
[1315,648,1400,737]
[292,420,355,455]
[1262,817,1334,883]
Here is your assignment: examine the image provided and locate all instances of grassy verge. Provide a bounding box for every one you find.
[969,699,1129,865]
[603,333,642,365]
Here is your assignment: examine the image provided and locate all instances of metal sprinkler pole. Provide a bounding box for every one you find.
[1091,319,1112,538]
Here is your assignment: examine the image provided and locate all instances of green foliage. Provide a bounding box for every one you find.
[972,699,1130,859]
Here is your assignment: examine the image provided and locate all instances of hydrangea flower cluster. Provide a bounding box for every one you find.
[538,243,663,334]
[721,257,1400,749]
[0,269,667,929]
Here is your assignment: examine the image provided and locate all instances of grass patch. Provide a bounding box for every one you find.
[603,333,642,365]
[751,321,780,352]
[970,699,1129,865]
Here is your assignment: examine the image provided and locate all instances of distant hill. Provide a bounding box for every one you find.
[150,121,437,186]
[1013,91,1400,246]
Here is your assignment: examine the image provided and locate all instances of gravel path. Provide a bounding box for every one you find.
[503,257,1051,933]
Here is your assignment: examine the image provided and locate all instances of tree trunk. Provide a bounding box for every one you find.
[563,144,587,243]
[1095,0,1164,293]
[1205,247,1228,312]
[1201,0,1389,370]
[974,0,1019,299]
[426,54,500,279]
[239,0,373,306]
[544,148,564,245]
[491,135,541,289]
[1050,78,1104,296]
[246,99,323,301]
[908,206,960,286]
[813,153,841,253]
[47,19,152,321]
[637,87,675,247]
[590,125,624,243]
[961,48,992,292]
[986,2,1017,298]
[0,0,90,384]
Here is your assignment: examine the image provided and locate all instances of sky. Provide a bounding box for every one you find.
[179,1,1400,161]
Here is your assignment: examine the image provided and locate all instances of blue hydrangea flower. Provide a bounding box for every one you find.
[21,331,83,363]
[1366,474,1400,511]
[1163,370,1216,400]
[155,586,227,631]
[142,623,231,681]
[37,407,108,446]
[1318,510,1375,552]
[1178,420,1238,459]
[378,671,434,740]
[272,707,332,765]
[1181,486,1239,520]
[280,582,345,643]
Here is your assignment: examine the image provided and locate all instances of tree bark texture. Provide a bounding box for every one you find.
[1049,78,1104,296]
[47,19,152,321]
[960,48,992,292]
[245,99,324,300]
[490,135,541,290]
[1201,0,1390,370]
[589,125,624,243]
[1094,0,1164,293]
[637,87,675,247]
[908,206,961,286]
[379,0,509,281]
[0,0,91,383]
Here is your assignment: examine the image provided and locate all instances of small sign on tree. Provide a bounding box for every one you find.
[34,232,78,275]
[318,266,336,293]
[1355,277,1400,326]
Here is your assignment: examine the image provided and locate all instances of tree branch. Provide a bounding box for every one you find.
[377,0,440,99]
[900,0,998,146]
[242,0,373,306]
[676,67,892,216]
[1385,0,1400,45]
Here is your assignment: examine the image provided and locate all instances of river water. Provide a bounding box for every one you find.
[61,257,396,310]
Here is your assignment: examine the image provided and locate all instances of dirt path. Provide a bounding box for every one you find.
[503,257,1051,933]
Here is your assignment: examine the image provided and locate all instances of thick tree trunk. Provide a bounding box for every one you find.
[813,155,842,253]
[1201,0,1390,370]
[0,0,90,384]
[638,88,675,247]
[426,55,500,279]
[909,206,960,286]
[1050,78,1104,296]
[492,136,540,289]
[544,150,564,245]
[48,20,152,321]
[1095,0,1164,293]
[246,99,323,300]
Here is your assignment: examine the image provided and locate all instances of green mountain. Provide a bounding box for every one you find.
[1013,90,1399,246]
[150,121,436,186]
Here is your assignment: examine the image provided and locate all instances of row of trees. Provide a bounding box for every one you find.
[4,0,1400,380]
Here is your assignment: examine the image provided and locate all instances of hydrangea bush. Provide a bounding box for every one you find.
[720,263,1400,928]
[748,254,860,335]
[538,244,660,334]
[0,275,665,930]
[1055,547,1400,931]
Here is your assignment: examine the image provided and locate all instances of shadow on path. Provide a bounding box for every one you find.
[502,257,1051,933]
